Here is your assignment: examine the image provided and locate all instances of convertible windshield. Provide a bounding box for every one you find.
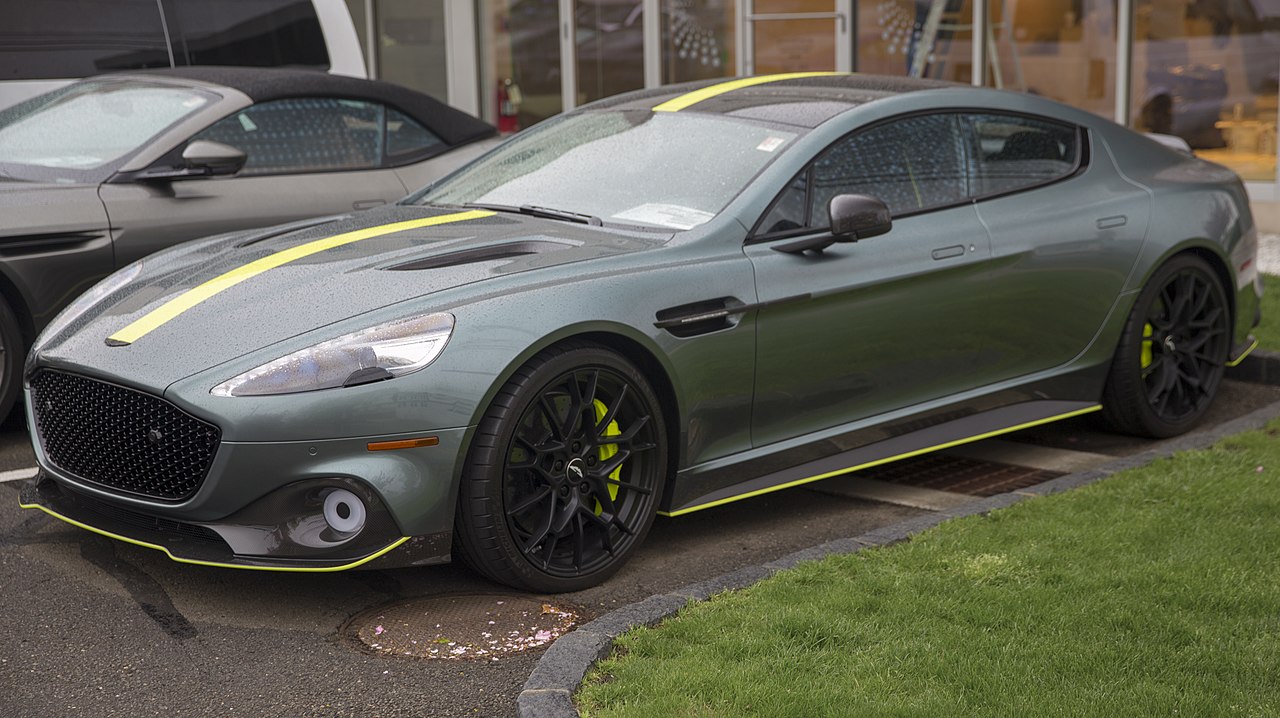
[419,111,798,230]
[0,80,215,178]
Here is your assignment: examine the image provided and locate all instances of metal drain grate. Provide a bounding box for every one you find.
[347,594,579,660]
[857,455,1064,497]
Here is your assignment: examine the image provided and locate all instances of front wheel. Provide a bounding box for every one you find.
[454,343,668,593]
[1100,254,1230,438]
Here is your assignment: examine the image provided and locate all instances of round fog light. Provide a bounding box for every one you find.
[323,489,367,533]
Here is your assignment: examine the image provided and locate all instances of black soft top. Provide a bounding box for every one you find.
[126,66,496,147]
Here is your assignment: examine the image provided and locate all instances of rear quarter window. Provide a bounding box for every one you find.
[965,114,1081,197]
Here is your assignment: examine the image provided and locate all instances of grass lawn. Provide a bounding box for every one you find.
[1257,274,1280,351]
[577,423,1280,717]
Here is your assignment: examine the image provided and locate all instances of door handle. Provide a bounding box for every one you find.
[931,245,965,260]
[1096,215,1127,230]
[353,199,386,210]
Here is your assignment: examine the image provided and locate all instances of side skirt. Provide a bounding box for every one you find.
[660,400,1101,517]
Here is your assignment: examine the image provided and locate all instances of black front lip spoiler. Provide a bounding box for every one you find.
[19,473,424,572]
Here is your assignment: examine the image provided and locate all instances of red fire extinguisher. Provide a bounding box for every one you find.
[497,78,522,134]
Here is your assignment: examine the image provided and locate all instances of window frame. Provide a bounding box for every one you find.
[748,108,1090,245]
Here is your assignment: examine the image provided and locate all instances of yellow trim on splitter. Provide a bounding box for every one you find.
[19,501,409,572]
[652,72,845,113]
[658,405,1103,517]
[108,210,494,345]
[1226,337,1259,367]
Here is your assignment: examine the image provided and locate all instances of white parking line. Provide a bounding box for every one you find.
[0,467,37,483]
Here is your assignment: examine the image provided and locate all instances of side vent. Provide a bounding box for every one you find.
[654,298,745,338]
[384,240,571,271]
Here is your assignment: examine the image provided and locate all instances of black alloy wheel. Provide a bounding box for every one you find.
[1101,254,1230,438]
[455,342,667,592]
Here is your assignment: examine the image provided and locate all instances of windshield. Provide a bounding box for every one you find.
[417,111,799,230]
[0,80,216,182]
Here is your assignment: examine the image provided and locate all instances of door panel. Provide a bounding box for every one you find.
[972,162,1151,381]
[99,170,408,267]
[747,204,994,448]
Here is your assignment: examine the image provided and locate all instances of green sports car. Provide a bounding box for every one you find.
[20,73,1261,592]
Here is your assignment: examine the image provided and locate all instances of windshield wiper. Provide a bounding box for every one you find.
[465,202,603,226]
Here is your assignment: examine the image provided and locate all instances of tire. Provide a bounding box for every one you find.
[454,342,668,593]
[1100,254,1230,438]
[0,298,24,423]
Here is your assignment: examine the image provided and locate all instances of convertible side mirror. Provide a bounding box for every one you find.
[128,140,247,182]
[829,194,891,241]
[180,140,247,177]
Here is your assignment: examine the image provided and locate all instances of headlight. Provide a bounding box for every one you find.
[31,259,145,354]
[210,313,454,397]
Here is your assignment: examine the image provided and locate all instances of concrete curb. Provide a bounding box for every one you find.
[515,394,1280,718]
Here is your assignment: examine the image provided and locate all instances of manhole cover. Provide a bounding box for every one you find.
[346,594,579,660]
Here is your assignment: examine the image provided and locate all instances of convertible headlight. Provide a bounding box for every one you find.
[31,259,145,355]
[210,313,454,397]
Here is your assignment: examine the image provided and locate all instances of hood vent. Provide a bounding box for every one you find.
[384,239,574,272]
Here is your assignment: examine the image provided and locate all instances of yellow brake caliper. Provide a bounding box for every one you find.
[1141,322,1154,369]
[592,399,622,515]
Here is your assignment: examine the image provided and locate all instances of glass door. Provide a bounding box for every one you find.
[574,0,647,105]
[745,0,852,74]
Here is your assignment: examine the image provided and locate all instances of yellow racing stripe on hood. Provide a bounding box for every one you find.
[652,72,845,113]
[107,209,494,345]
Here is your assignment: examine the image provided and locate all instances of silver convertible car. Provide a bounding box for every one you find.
[21,73,1260,592]
[0,67,496,420]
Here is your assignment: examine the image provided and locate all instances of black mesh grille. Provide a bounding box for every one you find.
[30,370,221,501]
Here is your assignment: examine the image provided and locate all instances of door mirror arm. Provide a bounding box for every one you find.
[771,194,893,255]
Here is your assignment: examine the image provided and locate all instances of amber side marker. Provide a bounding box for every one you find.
[368,437,439,452]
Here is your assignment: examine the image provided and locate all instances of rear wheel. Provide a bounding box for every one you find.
[1101,254,1230,438]
[454,343,667,593]
[0,298,24,423]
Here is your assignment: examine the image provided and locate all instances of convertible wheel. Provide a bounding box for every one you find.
[0,298,23,423]
[1101,254,1230,438]
[455,343,667,593]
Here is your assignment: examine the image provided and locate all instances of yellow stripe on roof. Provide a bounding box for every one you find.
[652,72,845,113]
[108,209,494,345]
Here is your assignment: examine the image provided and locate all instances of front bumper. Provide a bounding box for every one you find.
[20,472,452,571]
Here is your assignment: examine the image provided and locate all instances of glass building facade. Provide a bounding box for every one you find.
[348,0,1280,188]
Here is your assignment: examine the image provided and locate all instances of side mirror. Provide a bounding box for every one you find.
[181,140,247,177]
[829,194,891,241]
[129,140,247,182]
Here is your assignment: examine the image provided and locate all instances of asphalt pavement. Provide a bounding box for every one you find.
[3,379,1278,717]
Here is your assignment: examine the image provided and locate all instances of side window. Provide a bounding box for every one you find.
[810,114,967,221]
[193,98,384,175]
[386,108,445,160]
[757,171,808,235]
[966,114,1080,197]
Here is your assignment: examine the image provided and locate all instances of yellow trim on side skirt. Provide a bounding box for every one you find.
[19,501,409,572]
[652,72,844,113]
[107,210,494,345]
[1226,337,1259,367]
[658,405,1103,517]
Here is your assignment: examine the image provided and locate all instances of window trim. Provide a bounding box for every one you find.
[747,108,1090,245]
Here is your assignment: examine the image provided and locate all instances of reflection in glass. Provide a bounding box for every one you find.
[661,0,735,83]
[754,0,837,73]
[576,1,646,105]
[480,0,563,133]
[856,0,972,83]
[1133,0,1278,181]
[374,0,449,102]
